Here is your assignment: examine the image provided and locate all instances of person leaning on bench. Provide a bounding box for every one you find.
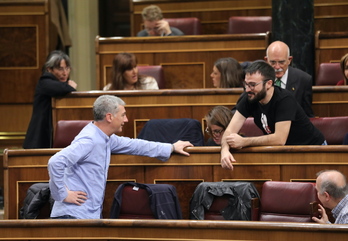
[23,50,77,149]
[47,95,193,219]
[205,106,234,146]
[220,61,326,170]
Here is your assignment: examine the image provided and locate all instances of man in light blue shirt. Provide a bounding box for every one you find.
[48,95,193,219]
[312,170,348,224]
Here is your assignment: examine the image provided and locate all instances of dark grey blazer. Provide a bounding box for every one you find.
[286,66,314,117]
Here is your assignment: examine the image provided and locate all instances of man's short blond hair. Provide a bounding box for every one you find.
[141,5,163,21]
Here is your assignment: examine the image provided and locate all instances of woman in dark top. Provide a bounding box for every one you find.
[23,50,77,149]
[210,57,245,88]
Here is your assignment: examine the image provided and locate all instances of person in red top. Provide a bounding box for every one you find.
[337,53,348,85]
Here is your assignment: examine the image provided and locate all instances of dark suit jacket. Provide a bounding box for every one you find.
[286,66,314,117]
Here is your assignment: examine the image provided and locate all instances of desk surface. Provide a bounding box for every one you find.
[0,219,347,240]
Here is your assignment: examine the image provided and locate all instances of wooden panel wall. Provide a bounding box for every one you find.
[95,34,271,90]
[314,0,348,32]
[0,1,49,104]
[0,0,52,148]
[131,0,348,36]
[315,31,348,74]
[4,146,348,220]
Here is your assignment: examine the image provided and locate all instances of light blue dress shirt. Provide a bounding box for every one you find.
[48,122,172,219]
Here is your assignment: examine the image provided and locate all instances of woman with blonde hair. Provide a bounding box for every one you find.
[104,53,159,90]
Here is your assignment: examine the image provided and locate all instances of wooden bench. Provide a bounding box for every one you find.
[95,34,271,90]
[3,146,348,220]
[0,219,347,240]
[49,116,348,164]
[52,87,348,140]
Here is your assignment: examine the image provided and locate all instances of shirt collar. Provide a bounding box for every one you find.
[277,69,288,88]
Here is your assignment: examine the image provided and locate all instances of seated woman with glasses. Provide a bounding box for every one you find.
[103,52,159,91]
[205,106,235,146]
[23,50,77,149]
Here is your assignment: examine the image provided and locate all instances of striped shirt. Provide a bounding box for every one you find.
[332,194,348,224]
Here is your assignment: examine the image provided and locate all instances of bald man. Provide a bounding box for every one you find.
[313,170,348,224]
[264,41,314,117]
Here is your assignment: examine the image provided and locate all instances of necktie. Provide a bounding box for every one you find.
[275,78,281,87]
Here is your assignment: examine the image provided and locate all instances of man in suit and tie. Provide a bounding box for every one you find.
[264,41,314,117]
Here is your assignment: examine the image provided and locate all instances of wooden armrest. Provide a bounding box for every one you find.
[251,197,260,221]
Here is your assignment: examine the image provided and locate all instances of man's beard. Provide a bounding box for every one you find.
[247,85,267,104]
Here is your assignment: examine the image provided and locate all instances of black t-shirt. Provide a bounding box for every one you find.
[237,87,325,145]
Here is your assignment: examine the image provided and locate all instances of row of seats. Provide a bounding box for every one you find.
[201,181,321,222]
[20,181,321,223]
[241,116,348,145]
[53,116,348,148]
[112,181,321,222]
[52,118,205,148]
[316,62,344,85]
[138,63,344,89]
[164,16,272,35]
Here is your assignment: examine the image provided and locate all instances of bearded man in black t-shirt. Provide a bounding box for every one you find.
[220,61,325,170]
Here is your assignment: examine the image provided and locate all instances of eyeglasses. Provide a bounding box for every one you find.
[243,79,270,90]
[205,127,224,136]
[269,60,287,66]
[54,67,71,72]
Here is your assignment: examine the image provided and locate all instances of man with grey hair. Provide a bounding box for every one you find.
[264,41,314,117]
[137,5,184,37]
[48,95,193,219]
[312,170,348,224]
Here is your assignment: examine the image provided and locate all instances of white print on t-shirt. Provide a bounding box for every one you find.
[261,113,271,134]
